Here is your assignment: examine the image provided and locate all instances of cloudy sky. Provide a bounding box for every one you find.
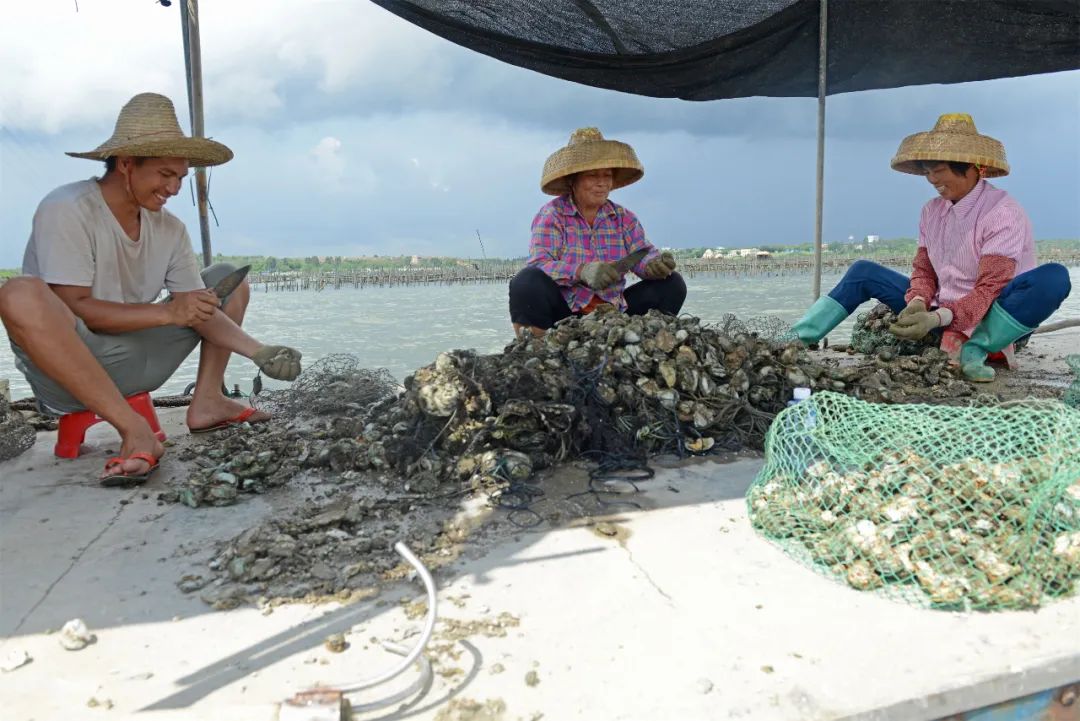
[1,0,1078,268]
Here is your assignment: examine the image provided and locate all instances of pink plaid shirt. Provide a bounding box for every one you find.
[527,195,660,312]
[908,180,1036,334]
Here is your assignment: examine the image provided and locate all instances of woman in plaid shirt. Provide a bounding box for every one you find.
[792,114,1071,382]
[509,127,686,338]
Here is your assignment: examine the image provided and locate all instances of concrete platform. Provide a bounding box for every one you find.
[1,408,1078,721]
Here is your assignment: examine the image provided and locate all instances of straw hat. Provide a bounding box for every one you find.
[891,113,1008,177]
[541,127,644,195]
[67,93,233,167]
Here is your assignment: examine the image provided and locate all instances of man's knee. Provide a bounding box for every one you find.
[0,276,52,321]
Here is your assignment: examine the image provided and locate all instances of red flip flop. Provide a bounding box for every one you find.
[188,406,266,434]
[100,452,160,488]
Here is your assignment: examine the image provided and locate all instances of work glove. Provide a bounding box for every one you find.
[889,309,943,341]
[578,261,620,290]
[644,251,677,280]
[896,298,927,323]
[252,345,303,381]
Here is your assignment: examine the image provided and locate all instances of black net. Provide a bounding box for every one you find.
[370,0,1080,99]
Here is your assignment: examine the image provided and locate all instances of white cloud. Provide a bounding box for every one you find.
[0,0,446,133]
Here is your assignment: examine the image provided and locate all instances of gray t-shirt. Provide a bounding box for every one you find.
[21,178,204,303]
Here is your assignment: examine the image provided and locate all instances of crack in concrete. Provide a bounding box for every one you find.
[10,490,135,636]
[623,545,675,605]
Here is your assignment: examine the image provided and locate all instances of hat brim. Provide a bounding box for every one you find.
[66,136,233,167]
[891,130,1008,177]
[541,139,644,195]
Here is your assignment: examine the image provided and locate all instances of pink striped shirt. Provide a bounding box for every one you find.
[913,180,1036,334]
[528,195,659,312]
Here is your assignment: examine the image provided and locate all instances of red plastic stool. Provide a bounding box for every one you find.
[54,392,166,459]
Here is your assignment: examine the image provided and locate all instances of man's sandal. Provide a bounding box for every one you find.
[100,452,160,488]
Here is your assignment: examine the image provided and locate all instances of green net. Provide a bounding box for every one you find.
[1066,355,1080,410]
[747,391,1080,611]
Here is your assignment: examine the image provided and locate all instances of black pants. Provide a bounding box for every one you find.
[508,266,687,330]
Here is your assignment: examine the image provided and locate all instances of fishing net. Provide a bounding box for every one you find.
[1066,355,1080,410]
[747,391,1080,611]
[252,354,398,419]
[0,396,35,461]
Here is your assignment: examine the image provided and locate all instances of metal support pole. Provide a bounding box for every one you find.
[812,0,828,300]
[179,0,214,267]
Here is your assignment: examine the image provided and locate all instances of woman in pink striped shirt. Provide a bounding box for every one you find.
[509,127,686,338]
[792,113,1071,382]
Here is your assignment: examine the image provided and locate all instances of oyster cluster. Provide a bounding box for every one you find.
[0,396,35,462]
[749,449,1080,610]
[849,303,938,356]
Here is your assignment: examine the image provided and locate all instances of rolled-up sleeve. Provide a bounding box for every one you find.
[527,209,578,286]
[26,200,95,287]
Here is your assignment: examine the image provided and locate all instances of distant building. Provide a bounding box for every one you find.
[410,255,421,266]
[755,250,772,258]
[866,235,880,244]
[701,249,717,259]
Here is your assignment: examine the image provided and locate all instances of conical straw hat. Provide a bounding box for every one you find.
[891,113,1008,177]
[540,127,644,195]
[67,93,232,167]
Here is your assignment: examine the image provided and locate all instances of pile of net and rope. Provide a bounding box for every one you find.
[747,392,1080,611]
[166,308,987,510]
[176,310,994,606]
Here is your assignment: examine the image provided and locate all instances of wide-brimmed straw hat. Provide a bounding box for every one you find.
[541,127,644,195]
[67,93,232,167]
[891,113,1008,177]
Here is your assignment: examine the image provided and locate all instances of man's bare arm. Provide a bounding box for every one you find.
[49,284,217,334]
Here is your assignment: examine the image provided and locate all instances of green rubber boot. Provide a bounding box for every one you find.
[791,296,849,345]
[959,303,1033,382]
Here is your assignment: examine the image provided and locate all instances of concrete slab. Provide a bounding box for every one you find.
[1,410,1078,721]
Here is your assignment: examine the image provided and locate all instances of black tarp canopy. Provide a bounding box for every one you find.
[368,0,1080,100]
[366,0,1080,298]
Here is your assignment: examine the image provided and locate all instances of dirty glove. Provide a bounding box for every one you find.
[644,251,677,280]
[889,309,945,341]
[578,261,620,290]
[252,345,302,381]
[897,297,927,323]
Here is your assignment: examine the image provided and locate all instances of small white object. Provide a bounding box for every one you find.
[695,677,714,694]
[1,649,31,672]
[59,618,94,651]
[792,387,812,402]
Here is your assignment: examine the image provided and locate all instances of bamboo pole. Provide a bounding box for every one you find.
[179,0,214,268]
[812,0,828,300]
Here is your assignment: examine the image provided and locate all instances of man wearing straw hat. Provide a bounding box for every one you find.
[509,127,686,337]
[791,113,1071,381]
[0,93,302,486]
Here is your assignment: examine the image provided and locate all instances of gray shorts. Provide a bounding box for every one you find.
[11,263,239,415]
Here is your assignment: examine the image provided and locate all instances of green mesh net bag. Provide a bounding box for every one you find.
[1065,355,1080,410]
[747,391,1080,611]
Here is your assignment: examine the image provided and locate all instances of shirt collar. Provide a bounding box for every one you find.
[557,194,615,220]
[949,178,987,219]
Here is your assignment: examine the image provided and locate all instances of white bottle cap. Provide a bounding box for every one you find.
[793,387,812,401]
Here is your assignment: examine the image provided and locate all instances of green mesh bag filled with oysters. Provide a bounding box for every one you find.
[746,391,1080,611]
[1065,355,1080,410]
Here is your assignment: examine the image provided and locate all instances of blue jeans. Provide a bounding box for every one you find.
[827,260,1072,328]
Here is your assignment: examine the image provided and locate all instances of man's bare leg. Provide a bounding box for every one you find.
[0,278,162,476]
[185,280,272,430]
